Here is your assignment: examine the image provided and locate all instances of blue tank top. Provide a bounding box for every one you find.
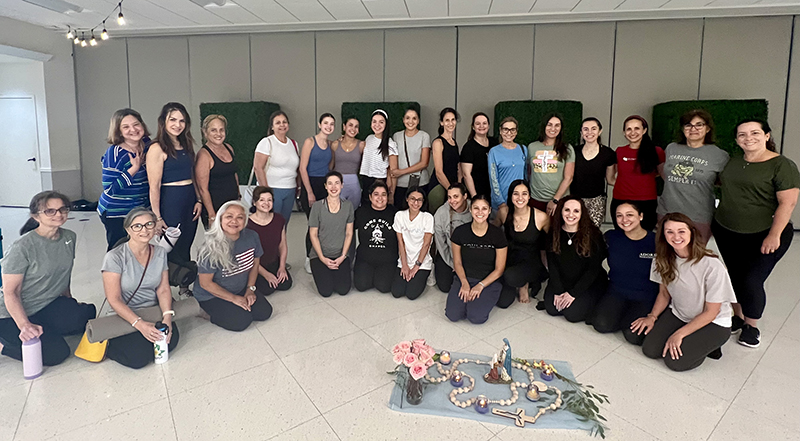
[308,139,332,177]
[162,149,193,183]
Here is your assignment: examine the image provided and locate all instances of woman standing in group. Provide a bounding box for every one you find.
[359,109,398,206]
[591,202,658,345]
[461,112,498,198]
[98,109,151,250]
[332,116,365,209]
[353,180,398,293]
[428,108,460,213]
[194,201,272,332]
[146,103,201,276]
[102,208,178,369]
[544,196,607,322]
[299,113,335,216]
[392,187,434,300]
[658,109,729,243]
[0,192,96,366]
[528,114,575,216]
[390,106,431,207]
[632,213,735,371]
[433,183,472,293]
[195,114,239,229]
[571,117,616,227]
[611,115,665,231]
[489,117,528,225]
[501,180,549,307]
[247,186,293,296]
[712,119,799,348]
[445,195,508,324]
[308,171,355,297]
[253,111,300,226]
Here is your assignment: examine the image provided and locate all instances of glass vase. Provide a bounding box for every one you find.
[405,377,424,405]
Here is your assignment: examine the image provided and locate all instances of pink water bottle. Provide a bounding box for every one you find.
[22,337,43,380]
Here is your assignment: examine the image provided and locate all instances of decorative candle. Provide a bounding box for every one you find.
[450,371,463,387]
[439,351,451,365]
[540,367,554,381]
[475,395,489,414]
[526,383,540,401]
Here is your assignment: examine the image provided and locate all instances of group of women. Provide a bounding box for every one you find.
[0,102,797,373]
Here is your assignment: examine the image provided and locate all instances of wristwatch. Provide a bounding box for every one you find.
[552,198,559,204]
[414,260,423,267]
[248,285,257,292]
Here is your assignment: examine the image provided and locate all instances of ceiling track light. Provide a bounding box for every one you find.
[117,2,125,26]
[66,25,74,39]
[80,32,87,47]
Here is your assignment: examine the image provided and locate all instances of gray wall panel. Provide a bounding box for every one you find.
[384,27,457,137]
[610,19,703,148]
[456,25,534,142]
[74,39,130,200]
[782,16,800,225]
[127,37,191,132]
[251,32,317,138]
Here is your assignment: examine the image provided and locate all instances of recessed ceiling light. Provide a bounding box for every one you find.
[22,0,83,14]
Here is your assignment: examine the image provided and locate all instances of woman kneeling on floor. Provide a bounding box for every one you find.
[247,186,293,296]
[392,187,435,300]
[195,201,273,331]
[102,208,179,368]
[446,195,508,324]
[632,213,735,371]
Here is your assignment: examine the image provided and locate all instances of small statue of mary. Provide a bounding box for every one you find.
[502,338,512,377]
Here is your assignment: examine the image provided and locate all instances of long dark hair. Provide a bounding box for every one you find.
[623,115,659,174]
[503,179,530,232]
[579,117,603,146]
[655,213,717,285]
[437,107,460,136]
[468,112,490,141]
[736,118,777,152]
[155,102,195,159]
[20,191,71,235]
[372,109,391,160]
[550,195,600,257]
[538,113,569,162]
[678,109,716,145]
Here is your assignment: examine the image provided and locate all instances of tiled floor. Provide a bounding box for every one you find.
[0,208,798,441]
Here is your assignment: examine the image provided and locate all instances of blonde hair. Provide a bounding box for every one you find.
[201,114,228,143]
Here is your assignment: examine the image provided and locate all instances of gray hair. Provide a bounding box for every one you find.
[197,200,249,271]
[123,208,157,230]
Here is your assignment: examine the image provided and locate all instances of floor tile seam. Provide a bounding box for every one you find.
[161,366,181,441]
[573,346,618,378]
[703,404,796,441]
[10,381,32,441]
[271,347,327,420]
[272,327,364,360]
[168,358,276,396]
[602,406,667,441]
[320,379,395,415]
[458,312,535,340]
[723,363,800,429]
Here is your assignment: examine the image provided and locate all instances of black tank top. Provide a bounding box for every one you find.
[434,135,459,186]
[203,144,239,211]
[507,208,543,263]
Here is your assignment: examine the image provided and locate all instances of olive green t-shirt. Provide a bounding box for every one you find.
[0,228,76,318]
[527,141,575,202]
[715,155,800,233]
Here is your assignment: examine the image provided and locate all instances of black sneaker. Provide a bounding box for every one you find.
[731,315,745,333]
[707,347,723,360]
[738,324,761,348]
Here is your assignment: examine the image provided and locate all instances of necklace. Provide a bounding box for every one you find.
[565,231,577,246]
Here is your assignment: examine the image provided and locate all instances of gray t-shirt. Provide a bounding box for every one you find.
[101,244,169,310]
[309,198,355,259]
[650,255,736,327]
[0,228,76,318]
[194,229,263,302]
[392,130,432,187]
[658,143,729,224]
[433,202,472,268]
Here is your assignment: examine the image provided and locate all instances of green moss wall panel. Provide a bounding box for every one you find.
[494,100,583,147]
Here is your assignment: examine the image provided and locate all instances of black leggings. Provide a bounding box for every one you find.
[359,175,381,208]
[712,220,793,320]
[0,296,95,366]
[100,212,127,251]
[434,253,455,293]
[353,258,395,293]
[107,323,180,369]
[199,289,273,332]
[160,184,199,268]
[611,198,658,232]
[255,260,293,296]
[310,257,352,297]
[392,268,431,300]
[591,292,655,345]
[502,257,548,308]
[544,276,607,323]
[642,308,729,372]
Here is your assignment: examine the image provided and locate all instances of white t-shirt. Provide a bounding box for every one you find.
[359,134,398,178]
[392,130,431,187]
[255,134,299,189]
[393,210,434,270]
[650,255,736,327]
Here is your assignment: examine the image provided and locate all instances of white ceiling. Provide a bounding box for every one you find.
[0,0,798,36]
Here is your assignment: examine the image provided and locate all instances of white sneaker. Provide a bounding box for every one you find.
[304,257,312,274]
[426,270,436,287]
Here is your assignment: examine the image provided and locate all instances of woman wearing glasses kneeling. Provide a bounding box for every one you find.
[194,201,273,331]
[102,208,179,368]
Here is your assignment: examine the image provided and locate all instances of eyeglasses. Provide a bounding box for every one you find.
[130,221,156,232]
[500,127,517,134]
[683,122,706,130]
[40,207,70,217]
[408,197,424,203]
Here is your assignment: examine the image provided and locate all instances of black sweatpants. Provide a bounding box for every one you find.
[100,212,127,251]
[611,198,658,232]
[434,253,455,293]
[0,296,96,366]
[591,292,655,346]
[642,308,730,372]
[107,323,180,369]
[160,184,199,269]
[198,289,273,332]
[446,277,502,324]
[359,175,380,208]
[255,260,293,296]
[391,268,431,300]
[502,257,548,307]
[712,220,793,320]
[353,258,395,293]
[544,276,607,323]
[310,257,352,297]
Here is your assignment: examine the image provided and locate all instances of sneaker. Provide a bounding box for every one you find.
[304,257,312,274]
[707,347,723,360]
[738,324,761,348]
[731,315,745,333]
[426,271,436,287]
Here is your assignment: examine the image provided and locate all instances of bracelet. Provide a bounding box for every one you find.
[478,281,485,288]
[131,317,142,327]
[162,310,175,317]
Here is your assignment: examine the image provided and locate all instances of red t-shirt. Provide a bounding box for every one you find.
[613,145,665,200]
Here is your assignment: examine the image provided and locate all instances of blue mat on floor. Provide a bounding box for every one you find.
[388,351,595,433]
